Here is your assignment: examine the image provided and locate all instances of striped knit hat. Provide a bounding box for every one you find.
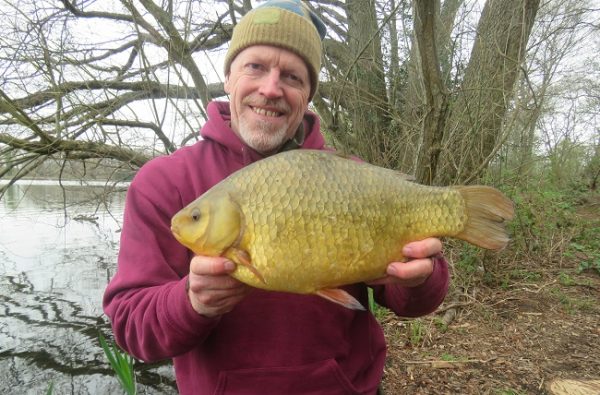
[224,0,327,100]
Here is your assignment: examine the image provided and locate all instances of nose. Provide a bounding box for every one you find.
[258,69,283,98]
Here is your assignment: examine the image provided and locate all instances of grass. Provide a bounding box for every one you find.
[558,271,576,286]
[440,353,459,362]
[98,332,137,395]
[408,319,425,346]
[550,287,595,314]
[44,334,137,395]
[508,269,542,282]
[433,316,448,332]
[368,287,391,321]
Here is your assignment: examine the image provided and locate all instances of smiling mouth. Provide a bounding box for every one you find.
[250,106,283,118]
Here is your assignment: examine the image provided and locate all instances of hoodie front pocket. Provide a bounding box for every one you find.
[212,358,362,395]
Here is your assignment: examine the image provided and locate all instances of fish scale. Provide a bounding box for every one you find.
[171,149,514,309]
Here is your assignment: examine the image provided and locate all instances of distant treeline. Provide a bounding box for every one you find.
[4,156,137,182]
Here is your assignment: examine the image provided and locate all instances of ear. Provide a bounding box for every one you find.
[224,73,231,94]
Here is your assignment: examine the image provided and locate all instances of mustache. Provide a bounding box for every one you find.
[242,95,290,113]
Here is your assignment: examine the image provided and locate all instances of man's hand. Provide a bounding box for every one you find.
[187,256,251,318]
[368,238,442,287]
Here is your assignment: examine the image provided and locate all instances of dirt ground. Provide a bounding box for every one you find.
[380,198,600,394]
[380,269,599,394]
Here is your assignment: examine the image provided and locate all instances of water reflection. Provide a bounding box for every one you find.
[0,181,176,394]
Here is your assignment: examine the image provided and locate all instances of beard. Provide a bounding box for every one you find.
[235,96,293,154]
[237,116,290,154]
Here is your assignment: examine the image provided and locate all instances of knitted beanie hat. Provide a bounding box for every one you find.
[224,0,327,100]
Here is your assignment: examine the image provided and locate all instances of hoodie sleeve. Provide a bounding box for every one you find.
[371,255,450,317]
[103,158,219,363]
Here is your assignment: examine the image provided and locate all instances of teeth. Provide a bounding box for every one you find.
[253,107,281,117]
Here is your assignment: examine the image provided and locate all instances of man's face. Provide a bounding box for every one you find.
[225,45,311,155]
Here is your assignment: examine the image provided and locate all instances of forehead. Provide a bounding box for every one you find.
[231,45,309,75]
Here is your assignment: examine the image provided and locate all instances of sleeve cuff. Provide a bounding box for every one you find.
[163,276,222,338]
[378,254,450,317]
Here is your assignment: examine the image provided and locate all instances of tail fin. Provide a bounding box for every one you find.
[454,186,515,250]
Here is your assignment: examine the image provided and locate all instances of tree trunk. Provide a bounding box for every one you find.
[412,0,447,184]
[343,0,392,165]
[437,0,540,184]
[396,0,462,179]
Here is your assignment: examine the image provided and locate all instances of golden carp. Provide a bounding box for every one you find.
[171,149,514,309]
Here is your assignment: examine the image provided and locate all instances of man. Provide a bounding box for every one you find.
[103,1,449,394]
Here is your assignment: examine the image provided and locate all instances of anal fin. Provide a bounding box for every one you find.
[315,288,365,310]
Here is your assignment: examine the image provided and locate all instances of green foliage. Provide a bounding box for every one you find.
[508,269,542,282]
[583,142,600,189]
[515,188,575,240]
[449,242,487,289]
[509,186,594,262]
[367,287,376,312]
[433,317,448,333]
[440,353,458,362]
[449,179,598,297]
[550,287,595,314]
[547,138,590,189]
[98,332,137,395]
[368,287,392,321]
[408,319,425,346]
[566,237,600,275]
[558,271,576,286]
[455,244,482,275]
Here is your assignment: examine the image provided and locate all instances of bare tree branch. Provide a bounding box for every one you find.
[0,132,150,167]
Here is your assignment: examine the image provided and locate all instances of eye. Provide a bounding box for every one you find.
[245,62,265,73]
[283,71,305,87]
[191,208,201,222]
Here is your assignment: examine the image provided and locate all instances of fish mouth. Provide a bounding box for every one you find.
[170,225,204,255]
[171,225,183,242]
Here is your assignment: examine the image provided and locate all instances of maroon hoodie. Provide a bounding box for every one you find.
[103,101,449,394]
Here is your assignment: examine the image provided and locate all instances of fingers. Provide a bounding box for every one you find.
[190,255,236,276]
[190,284,250,316]
[367,259,435,287]
[187,255,250,317]
[402,237,442,259]
[189,256,239,290]
[382,259,434,287]
[388,258,433,279]
[370,238,442,287]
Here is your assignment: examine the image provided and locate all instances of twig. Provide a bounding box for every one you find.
[435,301,475,314]
[402,356,499,366]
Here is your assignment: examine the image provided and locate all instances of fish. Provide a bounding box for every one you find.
[171,149,514,309]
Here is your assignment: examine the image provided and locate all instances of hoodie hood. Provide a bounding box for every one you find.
[200,101,326,164]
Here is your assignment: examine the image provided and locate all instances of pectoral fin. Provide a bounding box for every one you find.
[224,247,266,285]
[315,288,365,310]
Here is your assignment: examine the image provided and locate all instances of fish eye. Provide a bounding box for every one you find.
[191,209,201,222]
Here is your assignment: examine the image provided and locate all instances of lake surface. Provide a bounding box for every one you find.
[0,181,176,394]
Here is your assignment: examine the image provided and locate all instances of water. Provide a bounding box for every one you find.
[0,181,176,394]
